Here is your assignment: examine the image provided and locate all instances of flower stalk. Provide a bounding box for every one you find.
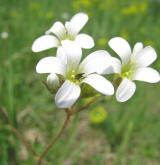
[36,96,101,164]
[36,109,72,164]
[77,96,100,113]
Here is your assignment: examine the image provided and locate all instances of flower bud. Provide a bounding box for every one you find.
[46,73,59,93]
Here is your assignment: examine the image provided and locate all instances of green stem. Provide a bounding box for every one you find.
[77,96,100,113]
[36,110,72,165]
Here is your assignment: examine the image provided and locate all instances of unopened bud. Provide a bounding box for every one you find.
[46,73,59,93]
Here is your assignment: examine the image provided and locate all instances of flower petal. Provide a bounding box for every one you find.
[133,67,160,83]
[32,35,59,52]
[36,57,65,75]
[134,46,157,67]
[82,74,114,95]
[102,57,121,74]
[116,78,136,102]
[75,34,94,49]
[65,12,88,37]
[56,46,67,65]
[55,80,81,108]
[108,37,131,63]
[61,40,82,69]
[45,21,66,40]
[79,50,113,75]
[132,42,143,56]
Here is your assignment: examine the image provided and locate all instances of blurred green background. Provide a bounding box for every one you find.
[0,0,160,164]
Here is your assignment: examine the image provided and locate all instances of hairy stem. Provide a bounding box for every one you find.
[77,96,100,113]
[36,110,72,165]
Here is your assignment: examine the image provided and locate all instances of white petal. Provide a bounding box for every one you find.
[32,35,59,52]
[65,12,88,36]
[82,74,114,95]
[102,57,121,74]
[56,46,67,65]
[47,73,59,90]
[61,40,82,69]
[36,57,65,75]
[133,67,160,83]
[79,50,113,75]
[134,46,157,67]
[116,78,136,102]
[108,37,131,63]
[46,21,66,40]
[75,34,94,49]
[55,80,81,108]
[132,42,143,56]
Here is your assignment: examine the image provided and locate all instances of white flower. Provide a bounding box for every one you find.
[1,32,9,39]
[36,41,115,108]
[32,12,94,52]
[108,37,160,102]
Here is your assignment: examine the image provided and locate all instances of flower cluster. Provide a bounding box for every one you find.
[32,12,160,108]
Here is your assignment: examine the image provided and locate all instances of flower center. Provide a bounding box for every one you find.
[61,31,75,41]
[65,33,75,41]
[67,70,84,84]
[121,60,136,79]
